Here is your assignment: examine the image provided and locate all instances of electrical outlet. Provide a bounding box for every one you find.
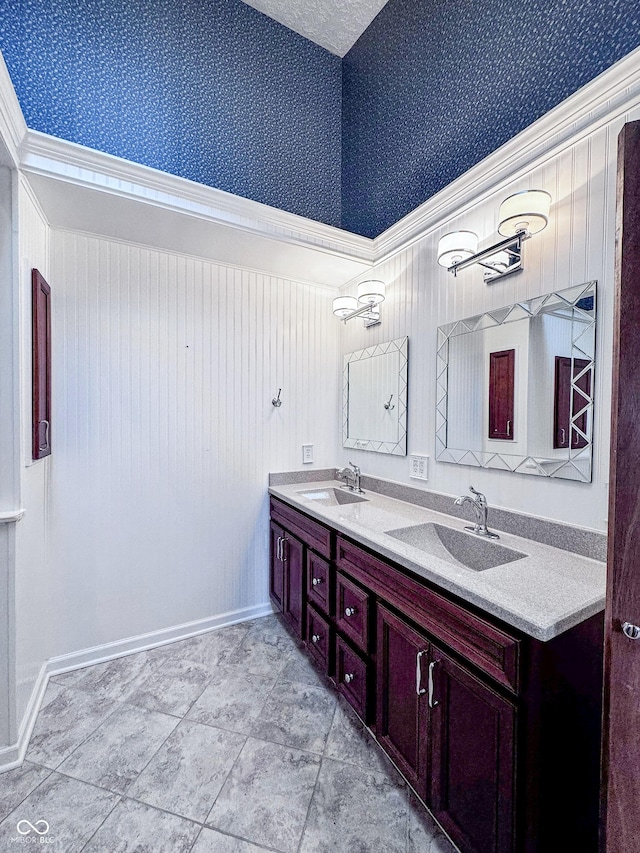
[410,455,429,480]
[302,444,314,464]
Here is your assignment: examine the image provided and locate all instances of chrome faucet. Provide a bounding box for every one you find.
[454,486,499,539]
[337,462,364,494]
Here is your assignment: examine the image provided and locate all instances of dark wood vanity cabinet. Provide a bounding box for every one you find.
[429,646,517,853]
[376,604,430,798]
[269,497,602,853]
[269,520,305,638]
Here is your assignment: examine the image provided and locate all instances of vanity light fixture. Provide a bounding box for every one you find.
[437,189,552,283]
[332,279,385,327]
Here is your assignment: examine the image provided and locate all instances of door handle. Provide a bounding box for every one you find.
[428,660,439,708]
[416,650,427,696]
[622,621,640,640]
[276,536,281,560]
[39,419,50,451]
[281,537,288,563]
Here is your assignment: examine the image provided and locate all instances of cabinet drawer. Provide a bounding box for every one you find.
[306,605,331,674]
[307,552,332,616]
[335,571,370,652]
[335,634,369,721]
[270,498,333,559]
[337,536,520,693]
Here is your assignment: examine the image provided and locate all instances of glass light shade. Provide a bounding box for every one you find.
[437,231,479,268]
[498,190,551,237]
[333,295,358,318]
[357,280,386,305]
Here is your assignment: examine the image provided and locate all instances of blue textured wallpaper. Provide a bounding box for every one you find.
[342,0,640,238]
[0,0,342,226]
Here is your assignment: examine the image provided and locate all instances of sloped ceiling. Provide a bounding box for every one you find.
[240,0,390,56]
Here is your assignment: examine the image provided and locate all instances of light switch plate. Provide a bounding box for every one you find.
[410,455,429,480]
[302,444,314,464]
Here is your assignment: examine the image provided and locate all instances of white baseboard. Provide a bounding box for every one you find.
[0,602,274,774]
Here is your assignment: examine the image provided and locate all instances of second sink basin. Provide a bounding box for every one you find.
[296,487,369,506]
[386,522,527,571]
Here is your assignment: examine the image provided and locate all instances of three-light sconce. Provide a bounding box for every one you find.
[333,279,385,327]
[437,189,551,282]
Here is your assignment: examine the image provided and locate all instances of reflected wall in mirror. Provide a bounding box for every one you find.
[343,337,408,455]
[436,282,596,481]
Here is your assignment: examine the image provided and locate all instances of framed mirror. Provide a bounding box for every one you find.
[343,337,408,455]
[435,282,596,482]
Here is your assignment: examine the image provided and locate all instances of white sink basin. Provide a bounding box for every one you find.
[296,487,369,507]
[386,522,527,571]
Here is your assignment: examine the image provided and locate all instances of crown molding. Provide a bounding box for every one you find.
[372,46,640,264]
[20,130,373,264]
[0,53,27,167]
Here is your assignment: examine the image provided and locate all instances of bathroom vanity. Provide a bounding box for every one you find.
[268,479,605,853]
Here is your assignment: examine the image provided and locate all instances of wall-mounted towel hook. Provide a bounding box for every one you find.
[272,389,282,408]
[384,394,395,410]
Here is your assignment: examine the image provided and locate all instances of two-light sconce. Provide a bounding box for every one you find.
[437,189,551,282]
[331,190,550,326]
[333,279,385,327]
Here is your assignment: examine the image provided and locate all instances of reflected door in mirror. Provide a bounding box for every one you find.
[489,349,515,441]
[553,357,591,449]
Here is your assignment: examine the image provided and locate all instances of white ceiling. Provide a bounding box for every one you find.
[240,0,390,57]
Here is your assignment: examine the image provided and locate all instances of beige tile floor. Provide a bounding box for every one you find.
[0,615,456,852]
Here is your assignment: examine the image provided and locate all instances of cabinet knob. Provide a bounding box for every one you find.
[311,634,321,644]
[344,672,355,683]
[344,607,356,617]
[312,577,323,586]
[622,621,640,640]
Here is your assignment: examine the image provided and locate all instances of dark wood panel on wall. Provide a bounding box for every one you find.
[31,268,51,460]
[602,119,640,853]
[489,349,515,441]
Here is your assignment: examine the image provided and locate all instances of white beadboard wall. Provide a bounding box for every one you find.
[337,110,637,533]
[15,178,51,724]
[45,230,338,657]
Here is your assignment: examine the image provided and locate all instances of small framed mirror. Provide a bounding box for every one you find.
[436,282,596,481]
[343,337,408,455]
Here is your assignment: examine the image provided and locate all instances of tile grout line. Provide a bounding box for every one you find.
[293,698,341,853]
[29,691,127,773]
[0,765,55,831]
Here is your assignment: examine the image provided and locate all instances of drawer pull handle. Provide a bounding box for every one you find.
[311,634,321,644]
[344,607,356,617]
[622,621,640,640]
[416,650,427,696]
[428,660,439,708]
[312,577,323,586]
[344,672,355,684]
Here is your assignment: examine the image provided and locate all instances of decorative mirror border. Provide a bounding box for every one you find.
[343,337,408,455]
[435,281,596,482]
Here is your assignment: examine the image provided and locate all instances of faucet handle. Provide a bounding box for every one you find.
[468,485,486,503]
[349,461,361,474]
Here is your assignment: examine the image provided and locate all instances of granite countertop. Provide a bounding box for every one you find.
[268,480,606,642]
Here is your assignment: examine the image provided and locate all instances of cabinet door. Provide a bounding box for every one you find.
[489,349,515,441]
[282,532,305,639]
[32,269,52,459]
[270,522,285,612]
[428,646,516,853]
[376,604,429,799]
